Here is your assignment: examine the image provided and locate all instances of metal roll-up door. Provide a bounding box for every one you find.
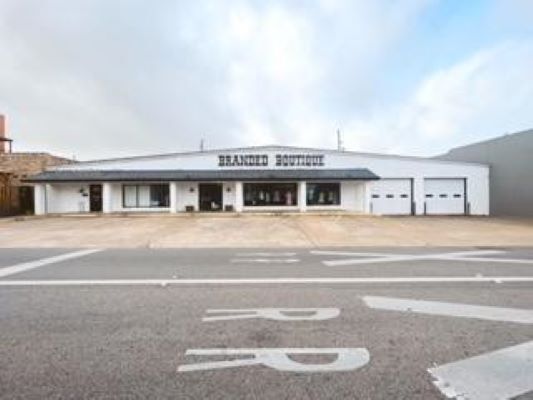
[424,178,466,215]
[370,179,413,215]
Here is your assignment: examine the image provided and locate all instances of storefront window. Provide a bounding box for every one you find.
[244,183,298,206]
[307,183,340,206]
[122,184,169,208]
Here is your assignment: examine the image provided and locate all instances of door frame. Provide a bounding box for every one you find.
[18,186,35,215]
[199,183,223,212]
[89,184,103,212]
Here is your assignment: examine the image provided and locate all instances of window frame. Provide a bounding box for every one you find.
[122,183,170,209]
[243,182,299,207]
[306,182,341,206]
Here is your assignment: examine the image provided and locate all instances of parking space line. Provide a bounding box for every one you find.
[1,276,533,285]
[428,340,533,400]
[362,296,533,324]
[0,249,104,278]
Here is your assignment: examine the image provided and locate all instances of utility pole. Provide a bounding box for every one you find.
[200,138,205,152]
[337,129,344,151]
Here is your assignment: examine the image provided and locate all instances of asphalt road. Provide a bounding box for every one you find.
[0,247,532,400]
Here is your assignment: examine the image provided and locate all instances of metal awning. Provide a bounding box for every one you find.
[25,168,379,182]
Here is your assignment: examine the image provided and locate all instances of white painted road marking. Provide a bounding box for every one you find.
[323,250,504,266]
[428,340,533,400]
[446,256,533,264]
[362,296,533,398]
[1,276,533,285]
[0,249,103,278]
[231,258,300,264]
[232,251,300,264]
[178,348,370,373]
[235,252,297,257]
[311,250,407,257]
[315,249,533,267]
[203,308,340,322]
[362,296,533,324]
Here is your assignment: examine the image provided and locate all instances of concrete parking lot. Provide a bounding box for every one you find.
[1,214,533,247]
[1,247,532,399]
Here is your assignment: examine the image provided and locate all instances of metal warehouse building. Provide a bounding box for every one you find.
[27,145,489,216]
[438,129,533,217]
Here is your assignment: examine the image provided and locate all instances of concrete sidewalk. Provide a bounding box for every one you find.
[1,214,533,248]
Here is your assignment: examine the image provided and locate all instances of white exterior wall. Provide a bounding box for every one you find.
[347,181,366,212]
[170,182,178,213]
[34,184,47,215]
[298,181,307,212]
[235,182,243,212]
[176,182,198,212]
[46,183,90,213]
[41,146,489,215]
[102,182,112,213]
[466,175,489,215]
[222,182,236,210]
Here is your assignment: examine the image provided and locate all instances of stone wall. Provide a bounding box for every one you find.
[0,153,72,215]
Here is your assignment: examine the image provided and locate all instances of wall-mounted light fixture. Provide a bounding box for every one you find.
[226,187,232,193]
[189,187,195,193]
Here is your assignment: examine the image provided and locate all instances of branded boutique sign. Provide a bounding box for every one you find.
[218,154,325,167]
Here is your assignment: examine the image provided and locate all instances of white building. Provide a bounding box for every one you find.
[28,145,489,216]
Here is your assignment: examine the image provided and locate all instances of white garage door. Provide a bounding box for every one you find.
[370,179,412,215]
[424,178,466,215]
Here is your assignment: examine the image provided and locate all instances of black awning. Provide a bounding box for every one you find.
[25,168,380,183]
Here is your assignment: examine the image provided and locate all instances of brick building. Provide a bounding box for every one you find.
[0,115,72,216]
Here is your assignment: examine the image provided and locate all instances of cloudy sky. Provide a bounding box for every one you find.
[1,0,532,160]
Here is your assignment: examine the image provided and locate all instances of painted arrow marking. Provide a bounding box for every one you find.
[362,296,533,324]
[361,296,533,399]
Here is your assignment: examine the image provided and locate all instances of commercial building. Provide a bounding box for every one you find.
[27,145,489,216]
[438,129,533,216]
[0,115,71,216]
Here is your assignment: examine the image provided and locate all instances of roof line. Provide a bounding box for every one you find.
[54,144,487,168]
[25,168,380,183]
[441,128,533,155]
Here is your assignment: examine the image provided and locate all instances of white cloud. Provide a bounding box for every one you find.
[196,0,432,148]
[344,40,533,155]
[0,0,432,158]
[0,1,531,160]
